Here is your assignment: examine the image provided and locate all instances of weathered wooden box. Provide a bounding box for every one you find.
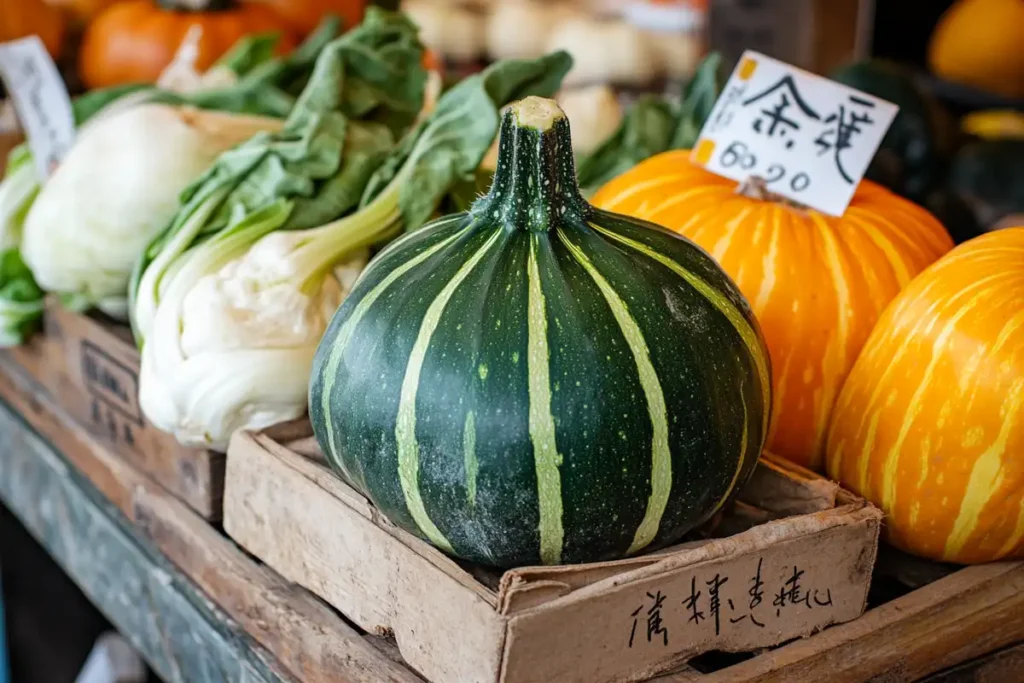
[224,422,882,683]
[6,301,224,519]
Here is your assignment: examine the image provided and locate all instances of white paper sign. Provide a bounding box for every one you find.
[0,36,75,179]
[692,51,898,216]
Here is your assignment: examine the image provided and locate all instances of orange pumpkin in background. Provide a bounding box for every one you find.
[0,0,66,59]
[592,151,954,470]
[256,0,366,35]
[827,228,1024,563]
[47,0,128,23]
[79,0,299,89]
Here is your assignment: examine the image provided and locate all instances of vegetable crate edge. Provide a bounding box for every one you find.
[223,421,883,683]
[5,300,224,520]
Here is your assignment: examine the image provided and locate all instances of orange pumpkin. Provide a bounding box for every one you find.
[592,151,954,470]
[46,0,128,23]
[256,0,366,35]
[827,228,1024,563]
[0,0,66,59]
[79,0,299,89]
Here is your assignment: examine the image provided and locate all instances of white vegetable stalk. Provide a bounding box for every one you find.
[139,224,368,450]
[20,104,281,319]
[136,137,432,449]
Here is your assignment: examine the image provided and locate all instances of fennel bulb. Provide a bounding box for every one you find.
[139,226,368,449]
[21,103,281,319]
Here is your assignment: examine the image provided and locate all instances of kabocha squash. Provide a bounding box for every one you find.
[309,97,771,568]
[827,228,1024,564]
[830,60,957,203]
[79,0,299,89]
[592,153,954,470]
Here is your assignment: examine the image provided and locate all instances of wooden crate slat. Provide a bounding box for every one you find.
[693,562,1024,682]
[0,354,424,683]
[224,426,883,683]
[0,399,287,683]
[9,304,225,519]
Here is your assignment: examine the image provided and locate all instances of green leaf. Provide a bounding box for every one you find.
[443,168,494,214]
[214,32,282,77]
[363,51,574,231]
[0,247,44,347]
[576,96,678,194]
[576,52,723,194]
[671,52,722,149]
[130,8,427,310]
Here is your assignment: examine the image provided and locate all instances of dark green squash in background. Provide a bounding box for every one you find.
[831,59,959,203]
[309,97,772,568]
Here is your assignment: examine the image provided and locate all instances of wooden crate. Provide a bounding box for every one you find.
[2,340,1023,683]
[224,423,884,683]
[6,301,224,519]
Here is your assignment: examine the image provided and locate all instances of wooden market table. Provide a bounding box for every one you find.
[0,342,1022,683]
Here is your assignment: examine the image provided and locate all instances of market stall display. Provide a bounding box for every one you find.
[0,3,1021,682]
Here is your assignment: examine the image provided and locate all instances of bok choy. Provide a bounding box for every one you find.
[0,19,342,343]
[131,9,572,449]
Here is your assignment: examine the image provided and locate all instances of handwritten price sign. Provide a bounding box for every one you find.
[0,36,75,179]
[692,51,898,216]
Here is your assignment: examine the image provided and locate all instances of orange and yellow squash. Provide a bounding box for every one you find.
[928,0,1024,100]
[827,228,1024,563]
[47,0,129,23]
[592,151,954,470]
[0,0,66,59]
[79,0,299,89]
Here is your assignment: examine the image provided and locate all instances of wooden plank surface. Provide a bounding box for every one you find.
[37,305,225,519]
[0,399,287,683]
[0,354,423,683]
[919,641,1024,682]
[2,347,1021,683]
[686,561,1024,682]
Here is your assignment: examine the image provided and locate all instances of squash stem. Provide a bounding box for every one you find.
[735,176,810,211]
[475,97,588,233]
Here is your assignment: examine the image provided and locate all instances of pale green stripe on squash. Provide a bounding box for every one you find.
[558,229,671,556]
[527,236,565,565]
[318,225,465,479]
[396,230,503,553]
[463,411,478,508]
[588,223,771,448]
[712,378,749,517]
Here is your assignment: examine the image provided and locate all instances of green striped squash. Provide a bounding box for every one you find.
[309,97,772,568]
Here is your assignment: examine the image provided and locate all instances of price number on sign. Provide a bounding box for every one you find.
[718,141,810,193]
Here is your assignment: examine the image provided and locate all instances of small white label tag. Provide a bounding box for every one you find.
[0,36,76,179]
[692,51,898,216]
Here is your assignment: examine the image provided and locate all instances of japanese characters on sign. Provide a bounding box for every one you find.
[692,51,898,216]
[626,557,835,649]
[0,36,76,179]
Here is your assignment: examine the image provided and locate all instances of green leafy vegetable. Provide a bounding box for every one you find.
[0,147,43,346]
[576,52,722,194]
[129,10,572,449]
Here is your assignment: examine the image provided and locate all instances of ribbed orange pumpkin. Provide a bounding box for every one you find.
[79,0,299,90]
[0,0,66,59]
[592,151,954,470]
[827,228,1024,563]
